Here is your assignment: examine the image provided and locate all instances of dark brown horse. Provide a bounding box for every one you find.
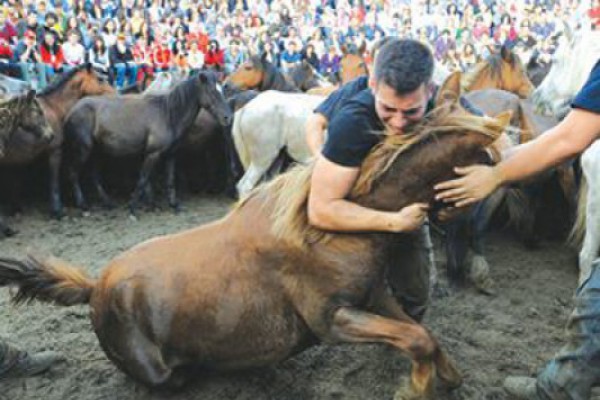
[225,56,323,92]
[2,64,115,218]
[63,71,232,215]
[0,87,509,400]
[0,91,54,237]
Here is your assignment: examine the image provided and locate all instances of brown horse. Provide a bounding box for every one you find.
[307,52,368,96]
[461,45,534,98]
[225,56,323,92]
[0,82,510,399]
[0,64,114,218]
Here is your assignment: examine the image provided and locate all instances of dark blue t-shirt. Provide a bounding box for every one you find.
[314,76,369,121]
[572,59,600,114]
[322,89,384,167]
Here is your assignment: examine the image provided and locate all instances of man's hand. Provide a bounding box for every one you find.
[434,165,503,207]
[390,203,429,232]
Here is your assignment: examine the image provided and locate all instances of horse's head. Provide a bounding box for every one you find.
[197,71,233,127]
[351,71,510,211]
[465,46,534,98]
[498,45,534,98]
[288,60,329,91]
[15,90,54,144]
[339,53,368,85]
[225,56,264,90]
[76,63,116,97]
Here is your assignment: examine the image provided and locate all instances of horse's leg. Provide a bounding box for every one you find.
[223,126,244,199]
[236,162,270,198]
[579,144,600,285]
[444,215,470,290]
[556,163,578,219]
[331,307,461,400]
[469,188,506,295]
[68,145,91,211]
[90,154,114,209]
[164,156,180,212]
[48,148,64,219]
[129,151,162,216]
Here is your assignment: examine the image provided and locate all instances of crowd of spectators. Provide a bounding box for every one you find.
[0,0,598,90]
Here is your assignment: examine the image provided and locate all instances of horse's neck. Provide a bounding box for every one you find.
[38,87,82,120]
[166,81,201,134]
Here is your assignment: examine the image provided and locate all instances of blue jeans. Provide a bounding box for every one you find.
[19,62,47,89]
[535,259,600,399]
[114,63,138,88]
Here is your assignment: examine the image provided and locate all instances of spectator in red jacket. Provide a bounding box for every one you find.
[0,37,19,77]
[590,0,600,30]
[204,39,224,73]
[151,35,173,72]
[40,30,64,82]
[0,12,18,46]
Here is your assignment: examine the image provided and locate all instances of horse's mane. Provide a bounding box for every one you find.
[37,64,89,97]
[240,103,505,248]
[165,73,204,125]
[462,48,523,91]
[0,93,30,138]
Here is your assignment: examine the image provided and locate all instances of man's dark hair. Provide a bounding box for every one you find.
[373,38,434,95]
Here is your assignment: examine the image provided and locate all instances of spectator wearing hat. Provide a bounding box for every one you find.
[0,37,19,77]
[62,29,85,69]
[40,29,64,83]
[15,29,47,89]
[110,32,138,89]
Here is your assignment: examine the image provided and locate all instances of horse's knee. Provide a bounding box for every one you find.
[406,325,436,361]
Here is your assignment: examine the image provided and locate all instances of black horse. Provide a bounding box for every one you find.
[63,71,232,215]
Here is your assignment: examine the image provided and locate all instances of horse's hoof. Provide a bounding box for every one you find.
[171,204,183,214]
[50,210,64,220]
[128,213,138,222]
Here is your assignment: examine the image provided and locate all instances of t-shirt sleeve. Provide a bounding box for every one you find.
[314,76,368,121]
[572,60,600,114]
[321,110,380,167]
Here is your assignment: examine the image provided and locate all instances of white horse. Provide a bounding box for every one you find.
[232,90,325,196]
[532,25,600,119]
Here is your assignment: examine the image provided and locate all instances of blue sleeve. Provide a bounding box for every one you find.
[572,60,600,114]
[314,76,369,121]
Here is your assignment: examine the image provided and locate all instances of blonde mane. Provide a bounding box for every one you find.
[243,103,504,249]
[461,61,489,92]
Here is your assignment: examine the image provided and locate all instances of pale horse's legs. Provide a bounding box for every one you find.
[579,140,600,285]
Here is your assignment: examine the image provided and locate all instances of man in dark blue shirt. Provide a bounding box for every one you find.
[307,39,437,322]
[436,60,600,399]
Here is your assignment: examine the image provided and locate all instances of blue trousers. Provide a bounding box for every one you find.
[114,63,138,88]
[535,259,600,399]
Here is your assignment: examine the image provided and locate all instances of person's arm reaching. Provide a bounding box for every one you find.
[435,108,600,207]
[308,155,429,233]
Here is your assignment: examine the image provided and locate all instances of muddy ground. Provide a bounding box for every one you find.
[0,195,585,400]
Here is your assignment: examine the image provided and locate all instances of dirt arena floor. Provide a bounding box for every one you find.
[0,195,585,400]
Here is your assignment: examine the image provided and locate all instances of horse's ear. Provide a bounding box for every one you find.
[435,71,461,106]
[340,44,348,55]
[85,62,93,73]
[563,20,573,43]
[500,45,512,62]
[198,72,208,83]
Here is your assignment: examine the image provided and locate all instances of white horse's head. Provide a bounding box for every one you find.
[533,23,600,118]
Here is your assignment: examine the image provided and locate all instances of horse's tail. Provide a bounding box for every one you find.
[231,106,250,169]
[569,175,587,250]
[0,253,96,306]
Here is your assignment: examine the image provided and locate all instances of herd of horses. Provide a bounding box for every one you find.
[1,27,600,399]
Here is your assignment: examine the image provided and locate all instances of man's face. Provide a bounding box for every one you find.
[371,81,430,136]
